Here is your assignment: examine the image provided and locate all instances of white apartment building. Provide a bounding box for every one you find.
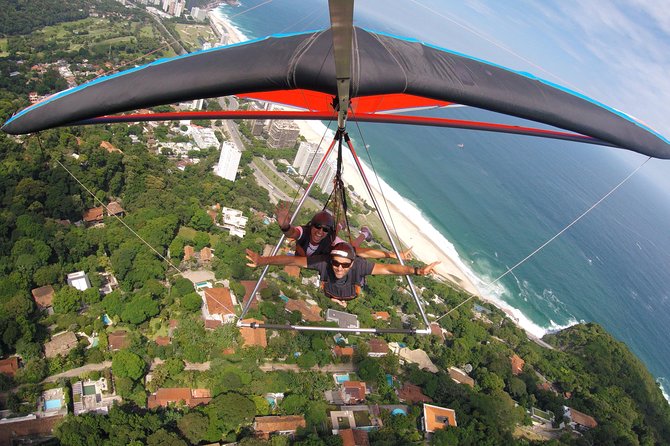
[214,141,242,181]
[293,141,327,177]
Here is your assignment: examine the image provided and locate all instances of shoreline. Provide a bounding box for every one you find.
[207,6,560,344]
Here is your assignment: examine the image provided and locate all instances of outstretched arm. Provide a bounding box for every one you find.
[371,261,440,276]
[245,249,308,268]
[356,246,413,261]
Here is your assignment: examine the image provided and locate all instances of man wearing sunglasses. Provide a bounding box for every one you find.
[245,242,438,306]
[276,204,411,260]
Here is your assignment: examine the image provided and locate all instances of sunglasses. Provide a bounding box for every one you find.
[313,223,332,232]
[331,259,352,268]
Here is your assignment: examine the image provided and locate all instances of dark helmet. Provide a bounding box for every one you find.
[330,242,356,260]
[310,211,335,232]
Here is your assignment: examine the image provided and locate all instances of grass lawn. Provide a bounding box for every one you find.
[0,38,7,57]
[178,226,198,240]
[175,23,217,50]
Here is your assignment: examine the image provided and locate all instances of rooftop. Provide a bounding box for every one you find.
[204,287,235,316]
[31,285,55,308]
[423,403,457,432]
[240,318,267,348]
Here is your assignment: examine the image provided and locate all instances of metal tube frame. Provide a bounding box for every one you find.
[237,134,340,322]
[237,129,432,335]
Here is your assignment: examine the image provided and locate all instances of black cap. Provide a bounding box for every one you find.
[310,211,335,231]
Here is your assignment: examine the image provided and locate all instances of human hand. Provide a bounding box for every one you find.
[275,202,291,229]
[245,249,262,267]
[400,247,413,261]
[418,261,440,275]
[330,297,348,308]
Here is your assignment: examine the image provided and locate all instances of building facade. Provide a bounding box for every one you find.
[215,141,242,181]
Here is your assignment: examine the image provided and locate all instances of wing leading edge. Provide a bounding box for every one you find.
[3,27,669,159]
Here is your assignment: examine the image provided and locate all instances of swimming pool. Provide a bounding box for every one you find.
[101,314,111,325]
[44,399,61,410]
[334,373,350,384]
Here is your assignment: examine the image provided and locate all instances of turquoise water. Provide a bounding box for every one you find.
[44,399,61,410]
[335,373,351,384]
[218,1,670,399]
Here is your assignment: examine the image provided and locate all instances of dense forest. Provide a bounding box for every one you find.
[0,0,90,36]
[1,2,670,446]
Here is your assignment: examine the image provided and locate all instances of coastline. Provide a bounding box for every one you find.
[206,6,561,344]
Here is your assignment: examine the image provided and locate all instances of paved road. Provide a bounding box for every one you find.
[42,361,112,383]
[254,158,322,209]
[251,161,292,203]
[259,362,356,373]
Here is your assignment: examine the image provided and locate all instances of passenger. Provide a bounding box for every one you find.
[246,242,438,307]
[276,203,411,260]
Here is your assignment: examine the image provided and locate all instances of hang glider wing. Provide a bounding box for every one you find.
[3,27,669,159]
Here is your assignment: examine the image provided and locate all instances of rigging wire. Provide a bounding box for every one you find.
[36,134,182,274]
[282,120,335,215]
[435,155,653,322]
[349,110,406,253]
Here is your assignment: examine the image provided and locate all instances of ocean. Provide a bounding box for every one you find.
[215,0,670,400]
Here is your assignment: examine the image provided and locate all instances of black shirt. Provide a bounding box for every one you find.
[307,256,374,300]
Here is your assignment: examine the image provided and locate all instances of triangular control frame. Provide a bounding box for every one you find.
[237,129,432,335]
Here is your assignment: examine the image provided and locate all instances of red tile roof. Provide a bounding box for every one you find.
[240,318,267,348]
[0,357,20,377]
[184,246,195,261]
[343,381,367,402]
[240,280,267,309]
[155,336,170,346]
[100,141,122,153]
[285,299,322,322]
[333,346,354,357]
[423,404,457,432]
[339,429,370,446]
[368,338,388,355]
[207,209,218,223]
[31,285,55,308]
[397,383,432,403]
[204,319,222,329]
[0,414,62,445]
[254,415,306,438]
[283,265,301,278]
[568,407,598,429]
[147,387,211,409]
[106,201,124,216]
[430,323,445,340]
[204,287,235,316]
[372,311,390,321]
[200,246,213,262]
[83,207,104,223]
[510,354,525,375]
[107,331,130,351]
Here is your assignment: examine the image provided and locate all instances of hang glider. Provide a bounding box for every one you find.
[3,27,670,159]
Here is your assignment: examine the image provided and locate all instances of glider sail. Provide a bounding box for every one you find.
[3,27,670,159]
